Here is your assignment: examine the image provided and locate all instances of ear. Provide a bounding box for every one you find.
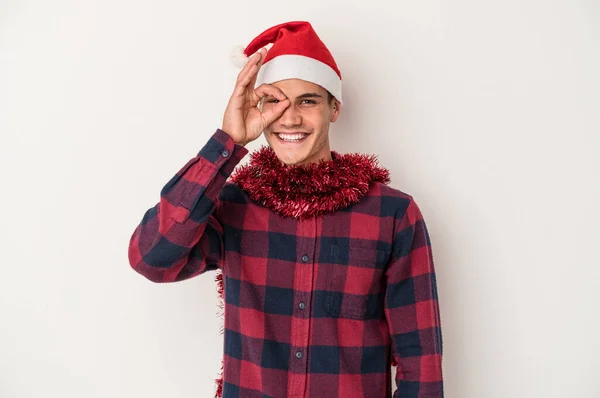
[330,99,341,123]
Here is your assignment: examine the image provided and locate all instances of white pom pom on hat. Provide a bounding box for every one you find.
[229,45,249,68]
[229,21,343,103]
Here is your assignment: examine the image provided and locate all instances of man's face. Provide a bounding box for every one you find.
[261,79,340,166]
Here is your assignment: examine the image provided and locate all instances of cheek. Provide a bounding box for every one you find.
[318,112,332,132]
[303,109,329,128]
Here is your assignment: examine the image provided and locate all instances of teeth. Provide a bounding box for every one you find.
[278,133,306,142]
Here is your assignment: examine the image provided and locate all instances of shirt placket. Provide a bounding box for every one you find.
[287,217,317,398]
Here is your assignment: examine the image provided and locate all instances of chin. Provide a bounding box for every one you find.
[273,148,308,166]
[266,134,310,165]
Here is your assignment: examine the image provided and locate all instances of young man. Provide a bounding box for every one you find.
[128,21,443,398]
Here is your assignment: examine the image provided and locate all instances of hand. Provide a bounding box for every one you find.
[221,48,290,146]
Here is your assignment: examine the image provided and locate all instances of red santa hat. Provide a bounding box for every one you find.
[231,21,343,103]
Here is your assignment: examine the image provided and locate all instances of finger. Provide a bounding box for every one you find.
[231,50,266,100]
[261,98,290,127]
[235,49,263,87]
[247,48,267,90]
[237,50,262,80]
[232,64,259,98]
[252,83,287,104]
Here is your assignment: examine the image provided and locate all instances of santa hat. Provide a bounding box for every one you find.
[231,21,343,103]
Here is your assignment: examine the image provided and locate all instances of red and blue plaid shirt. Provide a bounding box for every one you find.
[128,129,443,397]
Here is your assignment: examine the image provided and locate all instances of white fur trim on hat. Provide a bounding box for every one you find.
[255,54,343,104]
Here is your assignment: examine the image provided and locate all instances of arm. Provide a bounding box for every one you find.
[129,47,290,283]
[384,197,444,397]
[127,129,247,282]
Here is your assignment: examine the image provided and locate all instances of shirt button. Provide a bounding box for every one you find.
[301,255,309,263]
[295,351,303,359]
[221,150,229,157]
[298,302,306,310]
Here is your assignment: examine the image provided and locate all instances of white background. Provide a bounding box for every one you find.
[1,1,599,397]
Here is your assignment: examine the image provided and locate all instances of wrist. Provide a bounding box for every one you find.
[220,128,246,147]
[232,137,248,147]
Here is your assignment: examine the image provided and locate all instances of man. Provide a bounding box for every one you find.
[128,21,443,398]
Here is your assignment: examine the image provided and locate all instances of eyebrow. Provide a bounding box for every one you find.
[263,92,324,101]
[296,93,323,99]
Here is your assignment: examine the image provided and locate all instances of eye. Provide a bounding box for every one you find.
[266,98,279,104]
[300,99,316,105]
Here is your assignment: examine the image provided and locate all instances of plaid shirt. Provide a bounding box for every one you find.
[128,129,443,397]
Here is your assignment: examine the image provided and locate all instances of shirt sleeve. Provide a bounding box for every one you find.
[127,129,248,283]
[384,197,444,397]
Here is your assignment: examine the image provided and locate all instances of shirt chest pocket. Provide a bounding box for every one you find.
[325,244,389,320]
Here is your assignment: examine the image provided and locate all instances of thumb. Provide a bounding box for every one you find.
[260,99,290,128]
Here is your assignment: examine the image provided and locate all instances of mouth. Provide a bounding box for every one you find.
[274,132,310,144]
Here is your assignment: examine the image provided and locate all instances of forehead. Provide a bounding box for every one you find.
[270,79,327,97]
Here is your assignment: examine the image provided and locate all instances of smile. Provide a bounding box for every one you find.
[275,133,310,143]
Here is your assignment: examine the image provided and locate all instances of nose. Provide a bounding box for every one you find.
[279,103,302,128]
